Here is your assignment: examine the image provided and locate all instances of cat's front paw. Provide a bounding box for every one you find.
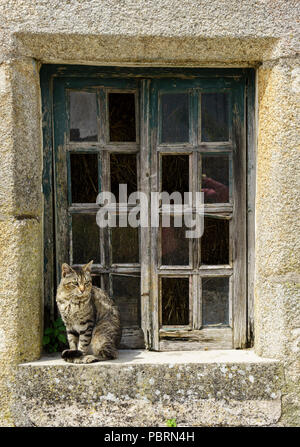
[61,349,83,359]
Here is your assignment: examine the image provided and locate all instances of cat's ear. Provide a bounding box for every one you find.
[83,260,93,273]
[62,263,75,277]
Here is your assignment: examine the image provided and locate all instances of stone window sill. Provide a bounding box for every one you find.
[13,349,283,427]
[22,348,279,366]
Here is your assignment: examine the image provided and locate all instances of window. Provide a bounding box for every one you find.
[45,67,250,350]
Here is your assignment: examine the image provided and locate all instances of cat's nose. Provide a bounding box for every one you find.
[79,285,85,293]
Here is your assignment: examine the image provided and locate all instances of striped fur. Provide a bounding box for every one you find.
[56,261,121,363]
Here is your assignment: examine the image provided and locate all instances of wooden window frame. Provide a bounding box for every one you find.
[41,65,255,351]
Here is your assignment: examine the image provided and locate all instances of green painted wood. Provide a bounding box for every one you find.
[245,69,256,347]
[40,66,55,325]
[42,64,252,79]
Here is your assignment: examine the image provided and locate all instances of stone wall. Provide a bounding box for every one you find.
[0,0,299,426]
[0,58,43,425]
[256,60,300,425]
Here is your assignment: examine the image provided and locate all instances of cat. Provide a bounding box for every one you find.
[56,260,121,363]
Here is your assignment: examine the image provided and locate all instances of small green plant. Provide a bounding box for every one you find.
[166,418,177,427]
[43,317,67,353]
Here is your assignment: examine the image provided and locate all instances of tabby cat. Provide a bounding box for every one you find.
[56,261,121,363]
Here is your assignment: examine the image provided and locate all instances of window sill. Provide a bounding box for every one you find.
[14,349,283,427]
[21,348,278,366]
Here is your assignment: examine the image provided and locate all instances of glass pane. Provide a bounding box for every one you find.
[109,93,136,142]
[202,154,229,203]
[112,275,141,327]
[111,225,139,264]
[161,155,189,196]
[201,93,229,142]
[69,91,98,142]
[161,277,189,326]
[91,274,109,292]
[72,214,100,264]
[70,153,98,203]
[201,217,229,265]
[202,277,229,326]
[161,216,189,266]
[91,275,101,288]
[161,93,189,143]
[110,153,137,202]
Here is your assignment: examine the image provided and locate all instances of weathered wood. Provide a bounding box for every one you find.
[197,142,233,151]
[69,205,99,213]
[99,83,143,348]
[72,264,141,274]
[157,145,194,153]
[150,81,160,350]
[102,144,140,153]
[66,143,102,151]
[159,327,232,350]
[204,213,232,220]
[204,204,233,212]
[41,69,55,325]
[98,87,106,145]
[119,328,145,349]
[52,78,146,348]
[198,266,233,273]
[246,70,256,347]
[44,66,252,352]
[145,144,234,154]
[158,265,192,271]
[149,76,248,350]
[157,267,233,276]
[66,143,139,153]
[43,64,249,80]
[232,81,247,348]
[140,79,152,349]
